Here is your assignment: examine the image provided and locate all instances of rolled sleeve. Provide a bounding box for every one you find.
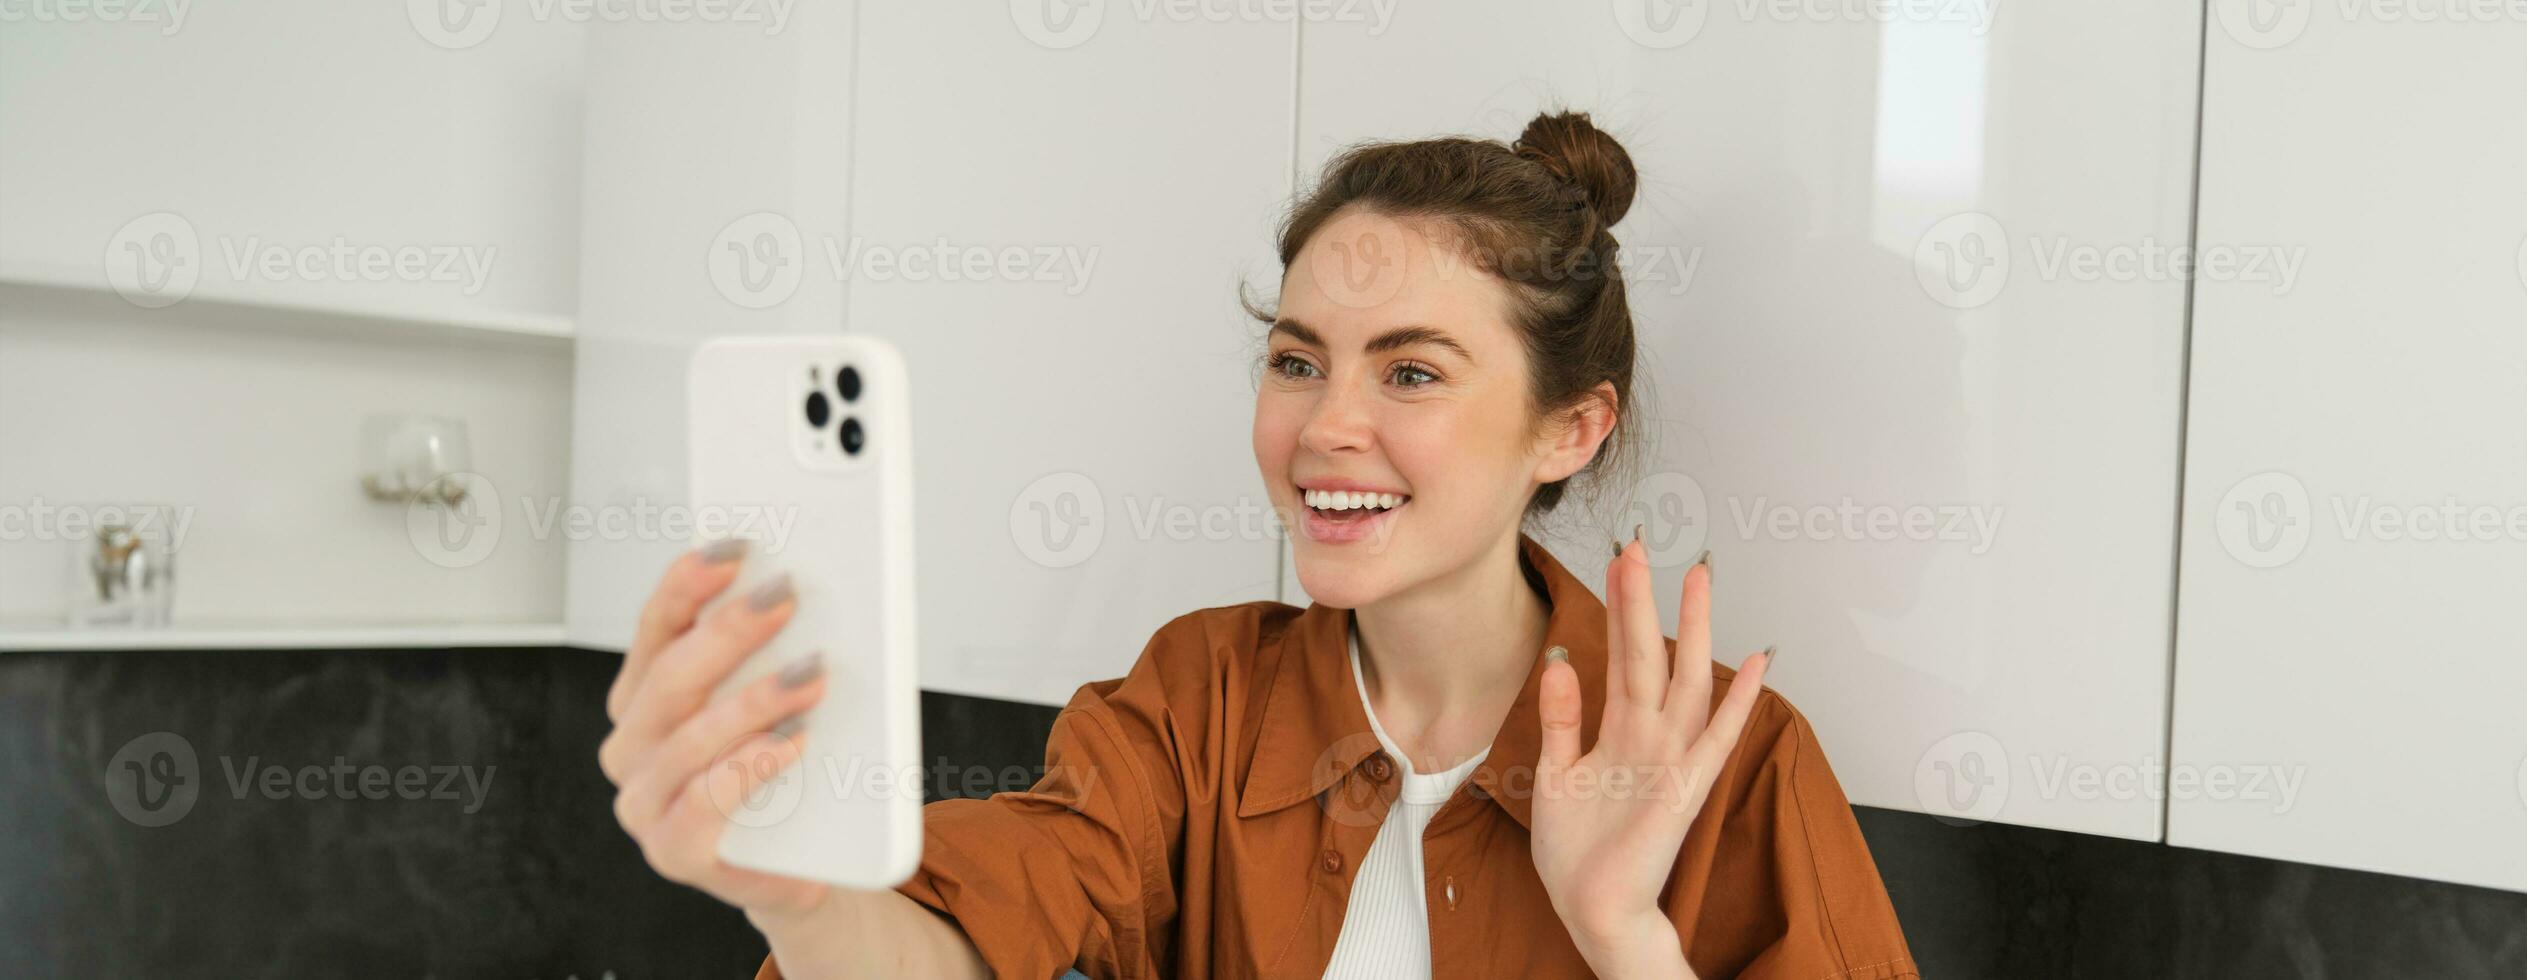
[1681,690,1922,980]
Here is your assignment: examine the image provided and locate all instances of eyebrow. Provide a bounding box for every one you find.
[1269,319,1474,362]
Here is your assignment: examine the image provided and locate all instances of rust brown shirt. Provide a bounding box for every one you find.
[758,533,1919,979]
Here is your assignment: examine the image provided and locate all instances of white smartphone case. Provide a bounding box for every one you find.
[687,335,921,889]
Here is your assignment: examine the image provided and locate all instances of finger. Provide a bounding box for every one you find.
[1617,536,1669,710]
[1665,552,1715,732]
[617,662,828,830]
[618,573,799,750]
[1688,648,1772,766]
[611,540,750,722]
[645,730,808,886]
[1601,544,1632,729]
[1537,648,1584,775]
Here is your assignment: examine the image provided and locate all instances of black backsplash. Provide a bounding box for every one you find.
[2,647,2521,979]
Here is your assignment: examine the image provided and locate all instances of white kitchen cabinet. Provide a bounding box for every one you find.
[567,6,1294,704]
[563,10,859,649]
[2169,8,2527,892]
[0,0,583,329]
[836,6,1295,703]
[1292,0,2202,841]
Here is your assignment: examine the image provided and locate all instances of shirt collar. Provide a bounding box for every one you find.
[1237,531,1610,831]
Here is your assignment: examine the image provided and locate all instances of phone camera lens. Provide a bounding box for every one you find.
[839,416,866,456]
[837,365,862,403]
[805,391,832,428]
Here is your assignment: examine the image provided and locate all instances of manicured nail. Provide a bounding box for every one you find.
[771,714,806,739]
[1693,549,1711,574]
[1611,536,1623,559]
[1758,644,1777,666]
[1632,523,1643,546]
[699,538,748,563]
[778,653,824,688]
[747,573,796,610]
[1544,645,1568,665]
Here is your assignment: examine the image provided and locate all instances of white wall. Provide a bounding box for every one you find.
[2170,7,2527,892]
[1290,0,2201,842]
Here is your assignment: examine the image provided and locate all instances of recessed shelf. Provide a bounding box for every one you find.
[0,621,571,652]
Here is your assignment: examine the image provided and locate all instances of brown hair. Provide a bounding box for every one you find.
[1242,109,1646,520]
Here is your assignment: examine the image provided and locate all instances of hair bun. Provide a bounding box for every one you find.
[1511,110,1638,226]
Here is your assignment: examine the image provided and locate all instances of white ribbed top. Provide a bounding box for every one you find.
[1320,623,1492,980]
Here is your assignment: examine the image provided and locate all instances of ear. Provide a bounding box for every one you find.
[1532,381,1618,485]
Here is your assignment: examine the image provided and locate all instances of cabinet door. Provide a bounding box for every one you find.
[569,7,1294,704]
[1295,0,2201,840]
[2170,9,2527,892]
[843,5,1294,704]
[566,12,858,648]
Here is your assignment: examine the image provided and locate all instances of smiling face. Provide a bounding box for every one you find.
[1253,205,1610,608]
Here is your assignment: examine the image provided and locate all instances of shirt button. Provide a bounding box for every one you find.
[1321,849,1343,874]
[1367,754,1394,782]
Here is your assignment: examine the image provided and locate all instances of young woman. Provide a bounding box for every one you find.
[599,111,1919,979]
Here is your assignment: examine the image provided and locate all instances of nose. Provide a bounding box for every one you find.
[1297,373,1375,457]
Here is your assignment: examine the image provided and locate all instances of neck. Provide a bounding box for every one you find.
[1350,527,1552,772]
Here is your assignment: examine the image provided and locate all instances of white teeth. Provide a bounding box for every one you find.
[1304,488,1408,511]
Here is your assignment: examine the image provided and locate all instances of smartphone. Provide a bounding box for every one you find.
[687,335,920,889]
